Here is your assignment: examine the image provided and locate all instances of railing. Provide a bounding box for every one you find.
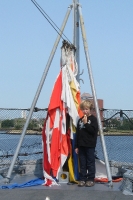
[0,107,47,170]
[0,108,133,170]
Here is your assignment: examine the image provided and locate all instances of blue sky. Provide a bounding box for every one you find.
[0,0,133,110]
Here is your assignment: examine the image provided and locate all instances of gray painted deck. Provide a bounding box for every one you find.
[0,159,132,199]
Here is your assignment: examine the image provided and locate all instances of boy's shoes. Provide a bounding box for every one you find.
[85,181,95,187]
[78,180,95,187]
[78,181,85,187]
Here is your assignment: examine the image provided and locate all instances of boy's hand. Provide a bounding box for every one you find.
[75,148,79,154]
[82,115,87,124]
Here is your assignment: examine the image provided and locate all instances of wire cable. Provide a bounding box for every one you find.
[123,112,133,125]
[31,0,73,45]
[103,110,133,125]
[102,112,120,122]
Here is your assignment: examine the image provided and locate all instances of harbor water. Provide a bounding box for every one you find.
[0,133,133,164]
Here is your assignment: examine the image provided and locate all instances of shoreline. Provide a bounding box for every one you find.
[0,130,133,135]
[0,130,42,135]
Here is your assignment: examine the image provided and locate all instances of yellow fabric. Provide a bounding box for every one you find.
[72,124,76,134]
[68,72,80,183]
[68,155,78,183]
[69,81,79,110]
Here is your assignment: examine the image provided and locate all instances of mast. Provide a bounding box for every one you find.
[77,3,113,186]
[73,0,80,83]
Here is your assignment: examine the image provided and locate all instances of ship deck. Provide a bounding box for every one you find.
[0,159,132,200]
[0,177,131,200]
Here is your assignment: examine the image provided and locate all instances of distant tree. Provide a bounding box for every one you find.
[28,120,37,130]
[129,119,133,130]
[15,125,21,130]
[103,118,121,129]
[119,118,133,130]
[1,119,14,128]
[28,122,34,130]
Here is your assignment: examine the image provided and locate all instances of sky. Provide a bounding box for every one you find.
[0,0,133,110]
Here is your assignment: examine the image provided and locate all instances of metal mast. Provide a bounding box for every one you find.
[73,0,80,82]
[77,2,113,186]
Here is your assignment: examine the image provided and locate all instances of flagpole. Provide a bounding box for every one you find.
[5,5,73,183]
[73,0,80,83]
[78,4,113,186]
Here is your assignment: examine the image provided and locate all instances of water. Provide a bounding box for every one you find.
[0,133,43,162]
[0,133,133,164]
[96,135,133,163]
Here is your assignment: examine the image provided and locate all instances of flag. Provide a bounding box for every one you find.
[42,42,82,186]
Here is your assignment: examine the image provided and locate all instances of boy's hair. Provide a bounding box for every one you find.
[80,100,93,110]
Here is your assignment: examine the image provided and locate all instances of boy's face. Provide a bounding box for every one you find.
[81,107,91,116]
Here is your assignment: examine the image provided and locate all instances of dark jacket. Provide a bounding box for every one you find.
[75,115,98,148]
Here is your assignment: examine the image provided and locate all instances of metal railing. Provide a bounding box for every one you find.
[0,108,133,170]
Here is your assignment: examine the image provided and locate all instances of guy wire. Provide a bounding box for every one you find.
[31,0,73,45]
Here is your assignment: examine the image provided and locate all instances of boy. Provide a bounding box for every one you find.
[75,100,98,187]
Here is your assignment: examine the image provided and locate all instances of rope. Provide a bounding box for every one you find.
[95,177,123,183]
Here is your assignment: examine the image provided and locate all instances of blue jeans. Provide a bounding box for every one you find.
[78,146,95,181]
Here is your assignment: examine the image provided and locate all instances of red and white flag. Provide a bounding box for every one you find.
[42,43,82,186]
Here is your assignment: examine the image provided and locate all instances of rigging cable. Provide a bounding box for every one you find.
[122,112,133,125]
[102,112,120,122]
[31,0,73,45]
[102,110,133,125]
